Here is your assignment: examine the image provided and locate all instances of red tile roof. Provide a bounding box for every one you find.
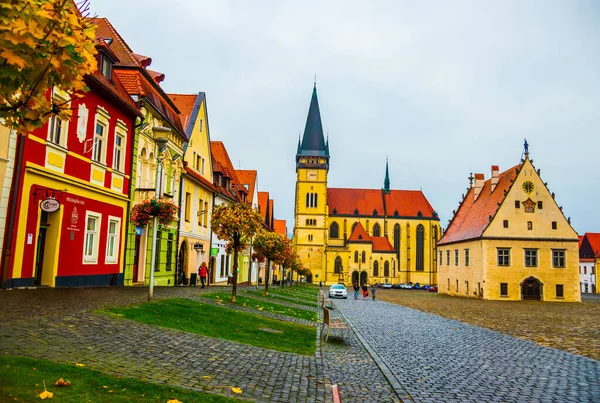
[580,233,600,258]
[258,192,269,221]
[348,222,370,242]
[210,141,245,202]
[92,18,140,67]
[371,236,394,252]
[327,188,435,218]
[237,170,257,204]
[578,235,584,248]
[438,163,522,245]
[169,93,198,134]
[346,223,394,252]
[273,220,287,236]
[147,69,165,84]
[85,71,141,118]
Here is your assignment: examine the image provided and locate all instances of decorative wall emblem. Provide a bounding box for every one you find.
[40,198,60,213]
[71,206,79,225]
[523,198,535,213]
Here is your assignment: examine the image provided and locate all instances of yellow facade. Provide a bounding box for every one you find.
[438,158,580,302]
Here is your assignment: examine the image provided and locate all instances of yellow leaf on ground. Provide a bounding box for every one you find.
[74,363,85,367]
[167,400,183,403]
[54,378,70,387]
[38,390,53,399]
[231,387,242,394]
[202,375,212,379]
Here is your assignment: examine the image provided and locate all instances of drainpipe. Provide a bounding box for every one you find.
[1,132,24,288]
[207,190,218,285]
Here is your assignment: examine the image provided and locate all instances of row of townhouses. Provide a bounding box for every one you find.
[0,17,285,289]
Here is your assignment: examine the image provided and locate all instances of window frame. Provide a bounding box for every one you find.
[105,216,121,264]
[112,122,127,172]
[47,91,70,147]
[500,282,508,296]
[83,211,102,264]
[454,249,459,266]
[556,284,564,298]
[524,248,538,267]
[464,249,470,266]
[92,108,110,164]
[497,248,510,266]
[552,249,566,268]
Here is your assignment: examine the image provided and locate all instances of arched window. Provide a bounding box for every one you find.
[394,224,400,255]
[314,193,318,208]
[416,224,424,271]
[361,251,366,263]
[305,193,310,208]
[384,261,390,277]
[354,251,359,263]
[373,223,381,237]
[433,225,438,241]
[373,261,379,277]
[330,222,339,239]
[351,222,358,233]
[334,256,342,274]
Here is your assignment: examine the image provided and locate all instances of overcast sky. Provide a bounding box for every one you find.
[92,0,599,235]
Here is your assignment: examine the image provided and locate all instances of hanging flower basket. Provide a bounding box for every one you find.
[131,198,178,230]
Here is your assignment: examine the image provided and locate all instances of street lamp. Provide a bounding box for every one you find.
[148,131,170,300]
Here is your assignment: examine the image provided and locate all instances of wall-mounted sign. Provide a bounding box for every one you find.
[135,226,143,236]
[210,247,219,256]
[40,198,60,213]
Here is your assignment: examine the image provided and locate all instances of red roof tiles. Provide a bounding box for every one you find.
[258,192,269,221]
[273,220,287,236]
[371,236,394,253]
[327,188,435,218]
[169,93,198,134]
[184,166,215,192]
[211,141,246,202]
[438,163,522,245]
[346,223,394,252]
[580,233,600,258]
[237,170,257,204]
[348,222,370,242]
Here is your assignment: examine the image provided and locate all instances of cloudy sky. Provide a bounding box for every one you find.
[92,0,599,235]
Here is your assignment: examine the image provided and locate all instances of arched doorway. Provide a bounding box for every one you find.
[521,277,542,301]
[352,270,359,284]
[177,240,188,285]
[360,271,368,286]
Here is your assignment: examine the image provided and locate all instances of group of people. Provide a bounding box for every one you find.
[353,282,376,300]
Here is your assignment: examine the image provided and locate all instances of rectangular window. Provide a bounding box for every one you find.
[447,278,450,290]
[552,221,557,230]
[552,250,566,268]
[185,192,191,222]
[48,114,64,145]
[537,201,543,209]
[527,221,533,231]
[100,54,112,79]
[456,279,459,292]
[497,248,510,266]
[454,250,459,266]
[204,201,208,227]
[584,267,587,275]
[515,200,520,208]
[113,132,124,171]
[166,233,173,271]
[500,283,508,296]
[84,212,101,263]
[465,249,470,266]
[105,217,120,263]
[556,284,564,298]
[524,249,538,267]
[196,154,201,171]
[201,158,205,174]
[198,198,203,226]
[93,121,106,163]
[47,93,69,146]
[439,251,443,265]
[154,231,161,271]
[503,220,509,228]
[465,281,469,295]
[225,255,230,275]
[220,254,225,277]
[446,250,450,266]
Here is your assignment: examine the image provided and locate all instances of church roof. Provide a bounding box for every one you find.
[348,222,370,242]
[328,188,436,219]
[438,163,522,245]
[347,223,394,252]
[371,236,394,252]
[298,85,328,157]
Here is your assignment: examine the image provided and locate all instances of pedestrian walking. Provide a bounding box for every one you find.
[319,281,323,289]
[198,261,208,288]
[353,282,359,299]
[361,283,368,299]
[371,284,376,300]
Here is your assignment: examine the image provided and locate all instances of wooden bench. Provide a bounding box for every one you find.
[321,307,349,342]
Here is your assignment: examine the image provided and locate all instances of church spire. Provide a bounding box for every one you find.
[298,84,327,156]
[384,157,390,194]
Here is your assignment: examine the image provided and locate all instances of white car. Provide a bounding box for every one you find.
[382,283,392,289]
[329,284,348,299]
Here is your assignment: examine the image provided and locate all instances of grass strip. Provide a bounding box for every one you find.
[205,292,318,321]
[104,298,316,356]
[242,290,319,308]
[0,355,247,402]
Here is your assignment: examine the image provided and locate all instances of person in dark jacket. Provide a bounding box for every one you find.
[361,283,368,300]
[353,282,360,299]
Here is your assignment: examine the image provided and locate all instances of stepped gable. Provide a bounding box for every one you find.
[347,222,371,243]
[438,163,522,245]
[237,170,257,204]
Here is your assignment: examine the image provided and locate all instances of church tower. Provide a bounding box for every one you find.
[293,84,329,283]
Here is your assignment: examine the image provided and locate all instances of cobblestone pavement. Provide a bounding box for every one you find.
[334,298,600,403]
[0,286,401,402]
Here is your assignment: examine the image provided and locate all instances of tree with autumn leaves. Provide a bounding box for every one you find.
[210,202,264,303]
[253,230,297,295]
[0,0,97,134]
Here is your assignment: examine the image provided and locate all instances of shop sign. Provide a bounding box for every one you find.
[135,226,143,236]
[210,247,219,256]
[40,198,60,213]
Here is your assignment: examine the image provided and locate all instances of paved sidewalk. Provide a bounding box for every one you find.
[334,298,600,403]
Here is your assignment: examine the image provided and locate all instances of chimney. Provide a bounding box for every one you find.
[474,173,485,201]
[491,165,499,192]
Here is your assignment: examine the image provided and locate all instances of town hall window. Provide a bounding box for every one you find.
[524,249,538,267]
[305,193,318,208]
[415,224,424,271]
[454,250,459,266]
[446,250,450,266]
[552,250,565,268]
[464,249,470,266]
[330,222,339,238]
[373,223,381,237]
[497,248,510,266]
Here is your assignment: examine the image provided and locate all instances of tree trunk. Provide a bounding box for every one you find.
[281,265,285,290]
[231,235,239,303]
[264,258,270,296]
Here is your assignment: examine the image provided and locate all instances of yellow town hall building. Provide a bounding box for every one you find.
[437,145,580,302]
[293,86,441,286]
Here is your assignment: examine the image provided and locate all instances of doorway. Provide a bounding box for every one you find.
[133,233,141,282]
[34,228,48,286]
[521,277,542,301]
[360,270,367,286]
[352,270,359,285]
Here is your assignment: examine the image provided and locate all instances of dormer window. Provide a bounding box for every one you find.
[97,51,114,80]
